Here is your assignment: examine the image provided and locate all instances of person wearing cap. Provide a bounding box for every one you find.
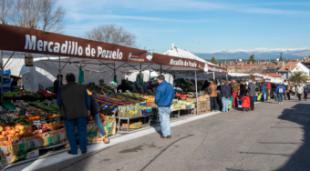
[155,75,175,139]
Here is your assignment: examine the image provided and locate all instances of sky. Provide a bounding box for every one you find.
[58,0,310,53]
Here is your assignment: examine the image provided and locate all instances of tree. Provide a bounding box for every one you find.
[289,72,308,84]
[210,56,217,64]
[86,25,136,46]
[0,0,64,31]
[248,54,256,64]
[0,0,14,24]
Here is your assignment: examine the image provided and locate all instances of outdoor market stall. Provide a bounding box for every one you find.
[0,23,222,167]
[0,24,152,167]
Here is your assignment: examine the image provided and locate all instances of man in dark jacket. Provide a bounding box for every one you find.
[248,80,256,111]
[221,80,231,112]
[156,75,175,138]
[58,73,89,155]
[53,74,63,97]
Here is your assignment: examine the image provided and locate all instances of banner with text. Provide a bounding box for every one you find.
[152,53,205,70]
[0,24,147,63]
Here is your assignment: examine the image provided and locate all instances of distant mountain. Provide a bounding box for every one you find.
[197,48,310,61]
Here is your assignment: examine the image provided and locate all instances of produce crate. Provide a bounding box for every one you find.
[0,137,42,167]
[197,100,210,114]
[40,128,66,147]
[121,122,142,129]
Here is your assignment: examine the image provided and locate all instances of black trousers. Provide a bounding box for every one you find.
[250,96,255,111]
[210,97,218,111]
[304,92,308,100]
[297,93,302,101]
[286,92,290,100]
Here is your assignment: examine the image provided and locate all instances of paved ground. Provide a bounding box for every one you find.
[40,99,310,171]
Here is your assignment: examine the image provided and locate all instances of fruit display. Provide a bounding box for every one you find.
[172,100,195,111]
[176,93,188,100]
[122,122,142,129]
[3,90,42,100]
[118,104,142,118]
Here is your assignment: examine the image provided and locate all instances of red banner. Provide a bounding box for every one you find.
[152,53,205,70]
[0,24,147,63]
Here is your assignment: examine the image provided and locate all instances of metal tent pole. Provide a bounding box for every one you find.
[0,50,3,104]
[213,72,215,80]
[195,70,199,115]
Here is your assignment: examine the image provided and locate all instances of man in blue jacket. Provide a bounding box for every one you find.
[155,75,175,138]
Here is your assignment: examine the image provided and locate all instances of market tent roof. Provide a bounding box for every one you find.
[164,45,226,73]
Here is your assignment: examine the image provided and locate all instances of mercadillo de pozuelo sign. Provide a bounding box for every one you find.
[0,24,147,63]
[152,53,205,70]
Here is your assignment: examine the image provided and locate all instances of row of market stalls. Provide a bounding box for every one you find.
[0,24,227,168]
[228,72,285,84]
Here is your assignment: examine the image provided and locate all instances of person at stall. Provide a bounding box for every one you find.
[57,73,89,155]
[155,75,175,139]
[239,81,247,97]
[208,80,219,111]
[248,80,256,111]
[87,84,110,144]
[53,74,63,97]
[231,80,240,109]
[117,79,133,93]
[10,76,19,91]
[221,80,231,112]
[260,81,267,102]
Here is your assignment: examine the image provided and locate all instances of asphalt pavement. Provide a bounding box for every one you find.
[38,99,310,171]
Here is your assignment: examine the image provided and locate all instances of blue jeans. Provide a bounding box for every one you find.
[262,92,267,101]
[158,107,171,137]
[277,93,284,102]
[65,117,88,154]
[94,113,105,136]
[222,97,230,112]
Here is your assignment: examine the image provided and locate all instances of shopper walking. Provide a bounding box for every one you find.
[155,75,175,139]
[221,80,231,112]
[208,81,219,111]
[58,73,89,155]
[296,84,304,101]
[276,83,286,104]
[248,80,256,111]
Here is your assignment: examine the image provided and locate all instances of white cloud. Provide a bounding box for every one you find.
[58,0,310,25]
